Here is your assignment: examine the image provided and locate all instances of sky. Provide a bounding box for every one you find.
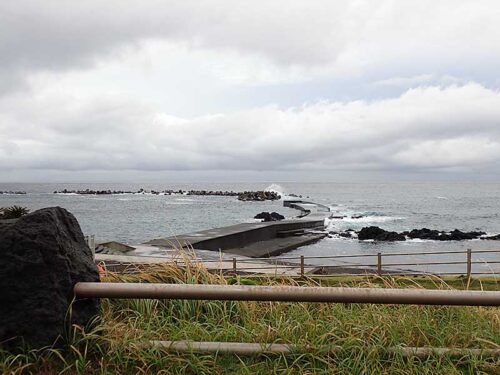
[1,1,500,182]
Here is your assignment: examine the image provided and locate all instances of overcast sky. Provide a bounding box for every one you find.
[1,1,500,182]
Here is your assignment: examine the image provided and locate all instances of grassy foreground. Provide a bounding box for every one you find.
[1,261,499,374]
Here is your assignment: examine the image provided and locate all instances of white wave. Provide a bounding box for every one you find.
[326,215,404,229]
[404,238,434,243]
[344,216,404,223]
[435,196,449,200]
[264,183,286,199]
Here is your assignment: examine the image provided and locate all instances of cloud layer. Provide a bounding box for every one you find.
[2,83,499,175]
[1,1,500,180]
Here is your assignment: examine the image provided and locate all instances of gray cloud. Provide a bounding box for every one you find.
[2,1,500,90]
[1,83,499,176]
[1,1,500,180]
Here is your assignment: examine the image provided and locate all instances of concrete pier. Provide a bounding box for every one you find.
[145,200,331,258]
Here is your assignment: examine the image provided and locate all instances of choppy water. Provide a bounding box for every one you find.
[1,181,499,274]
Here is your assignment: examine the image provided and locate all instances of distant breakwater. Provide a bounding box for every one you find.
[0,191,26,195]
[53,188,281,201]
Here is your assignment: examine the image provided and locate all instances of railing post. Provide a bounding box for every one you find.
[232,257,237,274]
[377,253,382,276]
[300,255,305,277]
[466,249,472,279]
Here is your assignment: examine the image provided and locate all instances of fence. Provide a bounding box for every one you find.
[215,249,500,277]
[99,248,500,277]
[84,234,96,255]
[74,282,500,306]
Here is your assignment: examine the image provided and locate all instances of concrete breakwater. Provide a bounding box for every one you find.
[54,188,280,201]
[145,200,332,258]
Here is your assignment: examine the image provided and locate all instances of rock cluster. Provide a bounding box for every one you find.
[186,190,238,196]
[254,212,285,222]
[330,226,499,242]
[358,226,406,241]
[54,188,281,201]
[485,233,500,240]
[403,228,486,241]
[238,191,281,201]
[54,188,136,195]
[0,207,100,350]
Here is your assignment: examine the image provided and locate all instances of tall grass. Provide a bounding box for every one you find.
[1,257,498,374]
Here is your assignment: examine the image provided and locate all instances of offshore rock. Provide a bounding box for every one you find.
[358,226,406,241]
[0,207,99,350]
[405,228,486,241]
[254,212,285,222]
[484,233,500,240]
[238,191,281,201]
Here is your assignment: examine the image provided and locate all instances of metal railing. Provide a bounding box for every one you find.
[74,282,500,306]
[98,248,500,277]
[179,249,500,277]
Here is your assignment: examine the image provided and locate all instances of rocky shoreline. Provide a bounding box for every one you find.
[0,191,26,195]
[329,226,500,241]
[53,188,280,201]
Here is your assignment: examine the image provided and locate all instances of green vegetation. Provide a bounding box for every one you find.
[0,205,29,219]
[1,261,498,374]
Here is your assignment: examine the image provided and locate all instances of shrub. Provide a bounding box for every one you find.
[0,205,30,219]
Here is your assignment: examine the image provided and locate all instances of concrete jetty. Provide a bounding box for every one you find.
[94,200,333,275]
[145,200,332,258]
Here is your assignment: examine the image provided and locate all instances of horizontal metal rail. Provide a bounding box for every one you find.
[251,249,500,261]
[98,247,500,277]
[74,283,500,306]
[145,340,500,358]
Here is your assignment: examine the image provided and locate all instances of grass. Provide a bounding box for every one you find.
[1,259,499,374]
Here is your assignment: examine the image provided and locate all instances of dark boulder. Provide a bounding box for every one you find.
[407,228,436,239]
[407,228,486,241]
[254,212,285,222]
[0,207,100,350]
[358,226,406,241]
[484,233,500,240]
[449,229,476,241]
[270,212,285,221]
[239,191,281,201]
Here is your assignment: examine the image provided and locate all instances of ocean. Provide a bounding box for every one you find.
[1,181,499,274]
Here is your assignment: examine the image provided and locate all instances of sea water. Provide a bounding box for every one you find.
[1,181,499,273]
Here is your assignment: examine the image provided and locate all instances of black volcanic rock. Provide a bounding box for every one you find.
[358,226,406,241]
[407,228,443,240]
[407,228,486,241]
[484,233,500,240]
[339,232,352,238]
[254,212,285,222]
[0,207,100,350]
[239,191,281,201]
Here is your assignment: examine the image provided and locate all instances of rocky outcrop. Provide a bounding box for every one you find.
[0,207,99,350]
[345,226,494,242]
[403,228,486,241]
[238,191,281,201]
[484,234,500,240]
[254,212,285,222]
[358,226,406,241]
[53,188,281,201]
